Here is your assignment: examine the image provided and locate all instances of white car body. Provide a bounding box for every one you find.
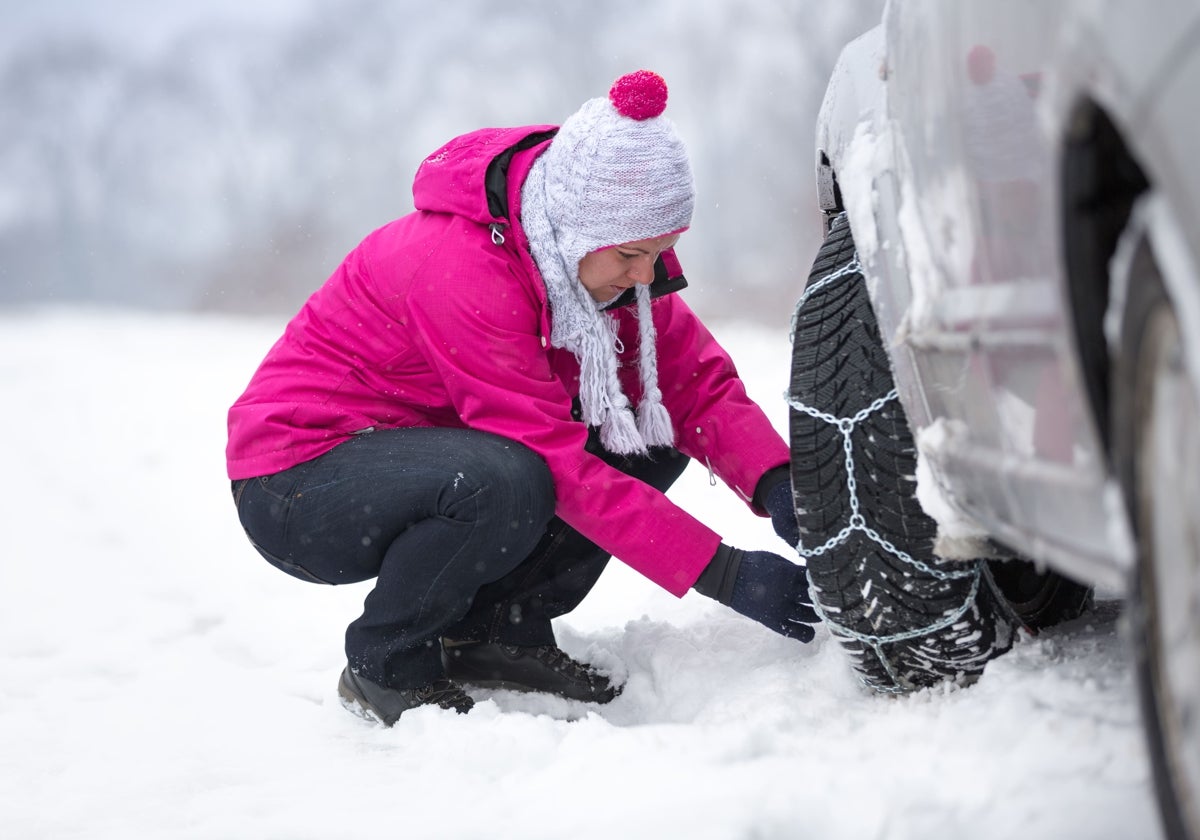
[812,2,1200,837]
[816,1,1200,590]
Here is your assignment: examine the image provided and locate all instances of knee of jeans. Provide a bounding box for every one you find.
[451,435,555,532]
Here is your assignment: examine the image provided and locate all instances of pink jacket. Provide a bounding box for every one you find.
[227,126,789,596]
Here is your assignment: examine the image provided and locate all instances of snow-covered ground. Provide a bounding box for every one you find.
[0,309,1161,840]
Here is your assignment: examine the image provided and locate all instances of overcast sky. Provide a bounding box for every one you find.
[0,0,307,55]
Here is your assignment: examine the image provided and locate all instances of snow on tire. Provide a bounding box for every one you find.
[787,213,1017,692]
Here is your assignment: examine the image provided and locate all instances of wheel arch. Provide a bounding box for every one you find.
[814,24,886,235]
[1059,98,1150,462]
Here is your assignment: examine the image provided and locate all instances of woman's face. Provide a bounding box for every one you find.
[577,232,680,303]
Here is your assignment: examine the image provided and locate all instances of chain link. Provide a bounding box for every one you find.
[789,255,862,343]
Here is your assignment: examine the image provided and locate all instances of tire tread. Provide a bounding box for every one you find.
[788,215,1016,691]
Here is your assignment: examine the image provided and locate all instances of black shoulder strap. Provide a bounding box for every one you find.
[485,128,559,220]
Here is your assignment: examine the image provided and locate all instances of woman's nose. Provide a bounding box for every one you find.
[628,258,655,285]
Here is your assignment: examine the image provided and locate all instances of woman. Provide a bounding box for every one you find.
[227,70,817,726]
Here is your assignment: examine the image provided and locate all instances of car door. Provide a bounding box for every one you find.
[885,0,1116,565]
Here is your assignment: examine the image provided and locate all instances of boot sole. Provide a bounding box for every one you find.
[453,676,618,704]
[337,672,392,726]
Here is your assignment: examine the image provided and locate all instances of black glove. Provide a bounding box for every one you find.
[693,544,819,642]
[760,470,800,550]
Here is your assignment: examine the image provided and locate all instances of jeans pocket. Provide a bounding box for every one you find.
[254,470,302,504]
[233,470,331,585]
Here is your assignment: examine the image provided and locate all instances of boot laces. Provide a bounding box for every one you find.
[530,645,601,684]
[415,678,475,711]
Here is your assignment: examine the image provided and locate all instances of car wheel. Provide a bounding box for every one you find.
[787,212,1017,692]
[1113,218,1200,840]
[987,557,1094,630]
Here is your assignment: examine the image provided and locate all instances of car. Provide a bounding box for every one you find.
[787,2,1200,838]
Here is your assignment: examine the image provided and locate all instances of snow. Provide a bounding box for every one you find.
[0,309,1162,840]
[915,420,995,561]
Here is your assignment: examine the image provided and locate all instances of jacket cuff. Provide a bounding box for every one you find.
[752,463,791,513]
[691,543,743,605]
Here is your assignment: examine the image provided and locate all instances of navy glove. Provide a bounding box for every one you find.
[693,544,819,642]
[760,471,800,550]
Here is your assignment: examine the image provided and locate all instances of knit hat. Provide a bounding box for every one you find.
[520,70,695,455]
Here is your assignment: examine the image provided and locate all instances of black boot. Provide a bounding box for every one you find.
[442,640,620,703]
[337,667,474,726]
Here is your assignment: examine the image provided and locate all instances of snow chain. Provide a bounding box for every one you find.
[785,246,990,693]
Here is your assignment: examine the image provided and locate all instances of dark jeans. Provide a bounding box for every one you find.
[232,426,688,689]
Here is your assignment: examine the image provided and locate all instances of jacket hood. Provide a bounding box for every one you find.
[411,125,558,225]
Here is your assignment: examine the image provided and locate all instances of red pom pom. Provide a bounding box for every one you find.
[609,70,668,120]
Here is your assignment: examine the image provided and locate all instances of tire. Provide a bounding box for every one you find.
[1113,219,1200,840]
[787,213,1017,692]
[987,556,1094,630]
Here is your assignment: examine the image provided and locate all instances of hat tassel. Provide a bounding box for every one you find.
[633,284,674,448]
